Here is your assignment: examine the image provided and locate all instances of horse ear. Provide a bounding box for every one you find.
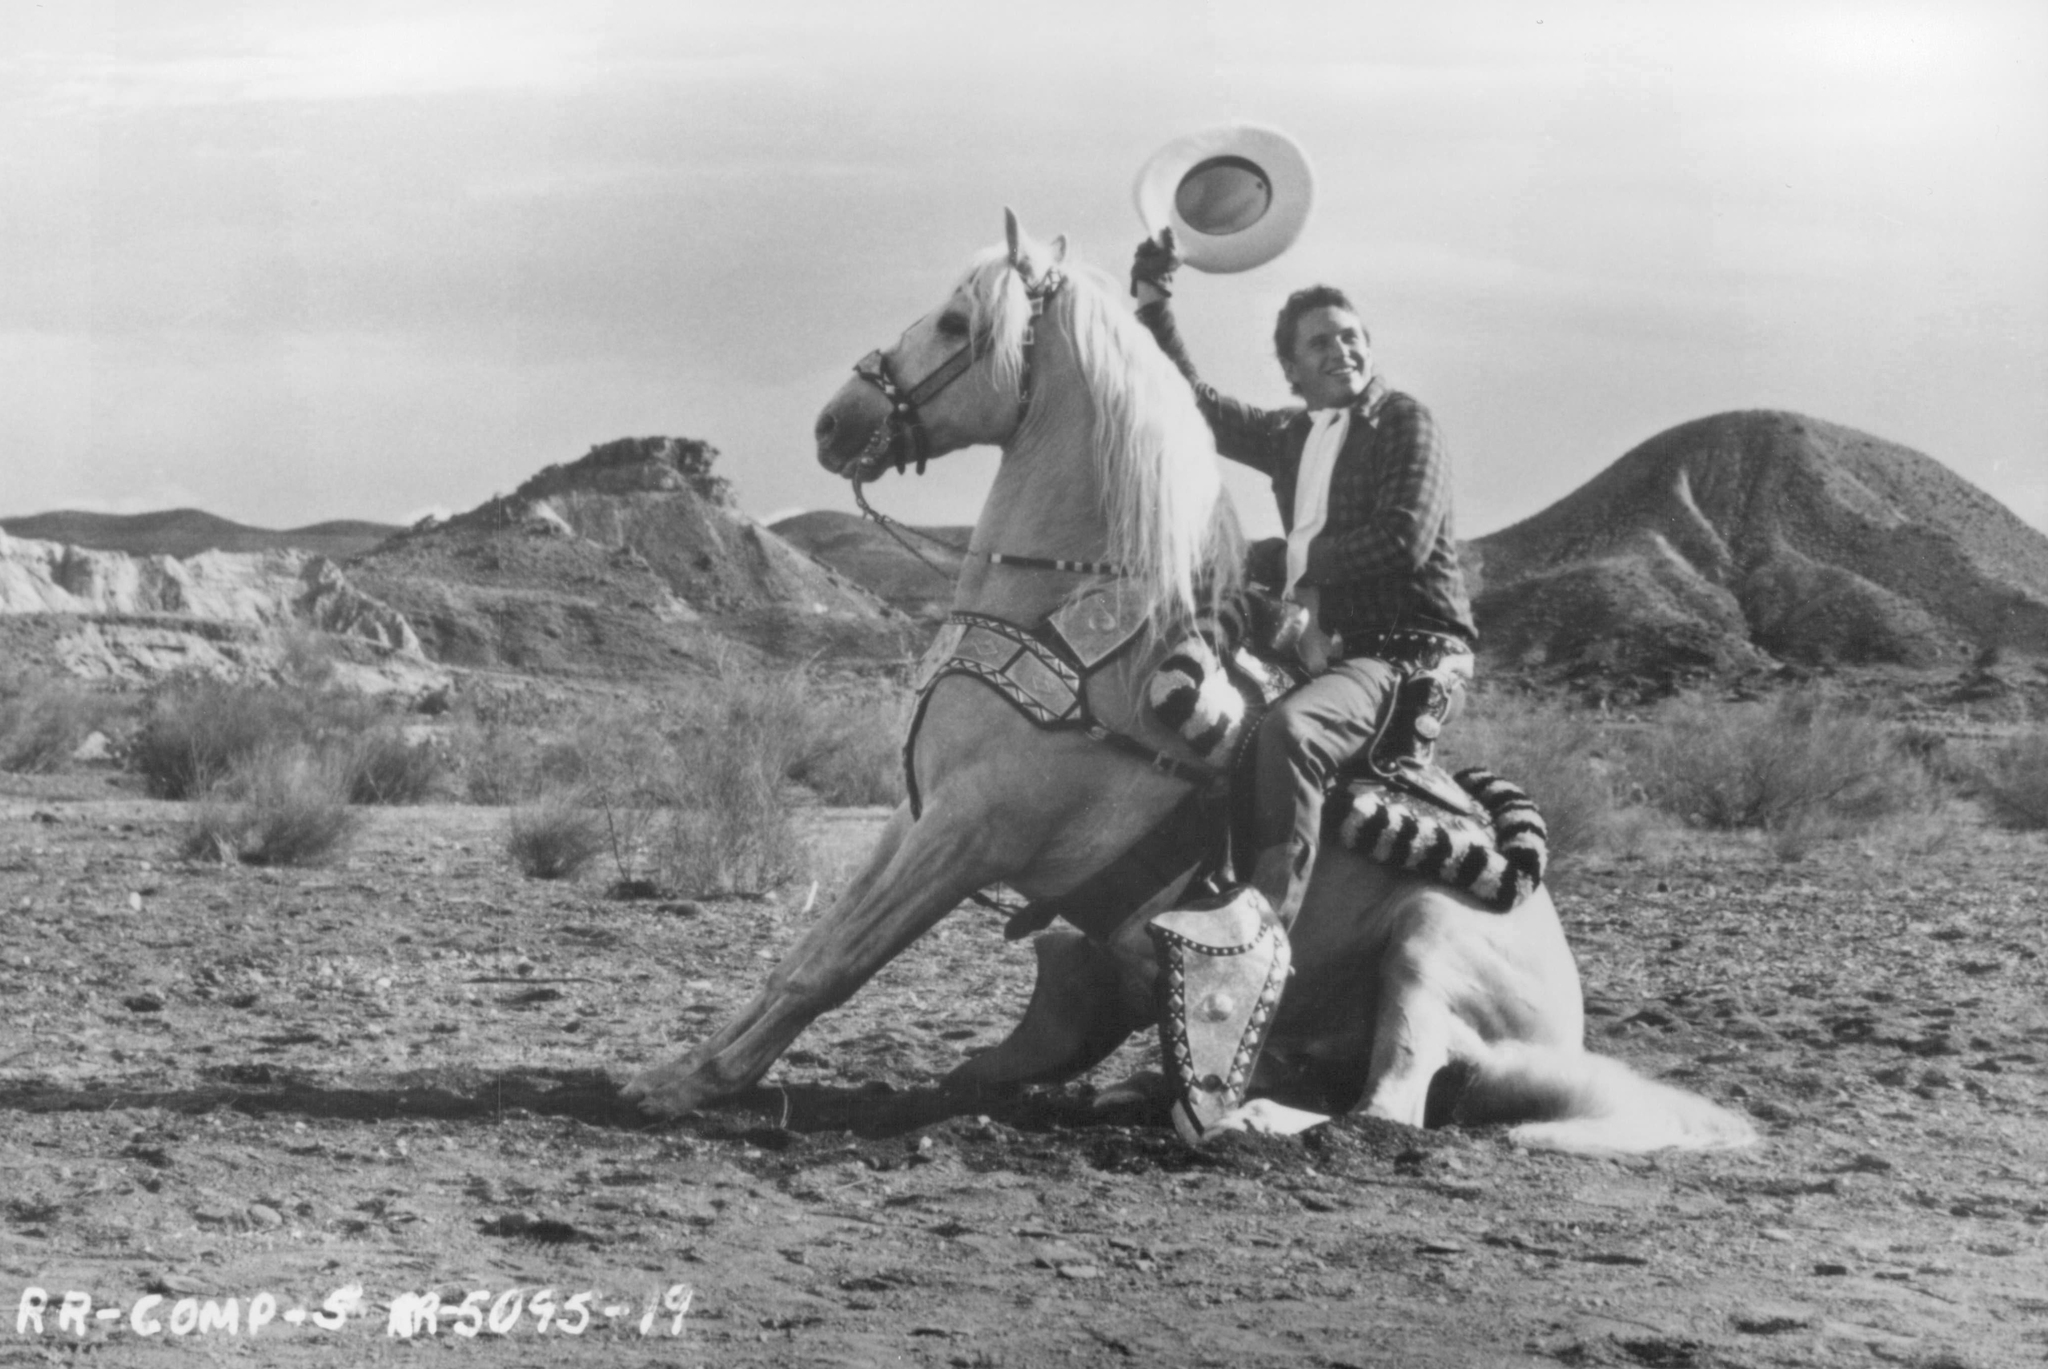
[1049,234,1068,266]
[1004,208,1022,266]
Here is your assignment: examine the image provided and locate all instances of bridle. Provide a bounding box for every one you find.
[844,260,1132,583]
[848,262,1066,479]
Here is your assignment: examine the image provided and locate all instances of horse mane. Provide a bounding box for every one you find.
[955,247,1244,628]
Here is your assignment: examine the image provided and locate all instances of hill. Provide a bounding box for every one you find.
[0,509,401,560]
[769,510,972,621]
[345,437,916,676]
[1470,410,2048,690]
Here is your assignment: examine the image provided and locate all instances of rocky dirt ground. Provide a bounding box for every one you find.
[2,771,2044,1368]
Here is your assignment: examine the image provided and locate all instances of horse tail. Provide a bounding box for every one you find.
[1451,1042,1759,1156]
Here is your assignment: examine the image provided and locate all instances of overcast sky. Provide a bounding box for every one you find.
[4,1,2044,543]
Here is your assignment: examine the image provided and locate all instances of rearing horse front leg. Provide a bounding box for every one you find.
[622,801,1023,1117]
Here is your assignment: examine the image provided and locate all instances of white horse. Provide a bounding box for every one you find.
[624,212,1755,1156]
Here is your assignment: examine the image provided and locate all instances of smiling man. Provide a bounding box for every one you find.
[1132,230,1476,931]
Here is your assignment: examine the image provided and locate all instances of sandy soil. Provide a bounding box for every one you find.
[2,772,2043,1368]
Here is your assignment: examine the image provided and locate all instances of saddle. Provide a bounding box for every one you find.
[997,599,1545,940]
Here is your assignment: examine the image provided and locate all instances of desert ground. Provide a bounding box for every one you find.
[3,760,2044,1369]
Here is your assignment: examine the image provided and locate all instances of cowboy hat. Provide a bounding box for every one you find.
[1133,124,1314,274]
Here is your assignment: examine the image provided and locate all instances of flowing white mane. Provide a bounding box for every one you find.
[954,248,1243,627]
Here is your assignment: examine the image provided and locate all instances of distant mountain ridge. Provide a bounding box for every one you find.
[1469,409,2048,685]
[0,509,400,560]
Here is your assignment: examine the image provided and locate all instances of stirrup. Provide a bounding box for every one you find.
[1148,887,1292,1143]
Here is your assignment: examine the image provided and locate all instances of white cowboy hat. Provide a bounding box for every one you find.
[1133,124,1315,274]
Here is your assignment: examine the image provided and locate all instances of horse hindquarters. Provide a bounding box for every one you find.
[1342,882,1757,1155]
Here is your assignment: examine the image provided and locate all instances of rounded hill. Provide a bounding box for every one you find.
[1471,410,2048,684]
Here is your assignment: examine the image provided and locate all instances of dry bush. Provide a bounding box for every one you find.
[504,793,607,880]
[450,720,540,805]
[0,680,107,774]
[785,680,911,807]
[1971,730,2048,831]
[649,745,802,897]
[135,678,438,806]
[335,722,440,805]
[1630,691,1925,835]
[133,680,316,798]
[179,746,358,866]
[1441,691,1623,866]
[648,662,811,896]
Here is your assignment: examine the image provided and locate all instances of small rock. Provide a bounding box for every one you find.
[1734,1306,1815,1335]
[127,892,143,912]
[122,993,165,1013]
[247,1203,284,1229]
[1031,1242,1091,1269]
[72,731,111,762]
[1054,1263,1102,1281]
[1813,1261,1851,1276]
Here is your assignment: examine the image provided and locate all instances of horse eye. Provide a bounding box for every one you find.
[936,312,969,339]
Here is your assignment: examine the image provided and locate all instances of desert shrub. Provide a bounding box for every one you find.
[179,745,358,866]
[505,793,607,880]
[1629,691,1922,834]
[450,720,540,804]
[136,678,447,805]
[646,662,810,895]
[785,681,911,807]
[335,722,440,805]
[1972,730,2048,831]
[1441,691,1623,865]
[0,680,106,774]
[649,741,802,896]
[133,680,317,799]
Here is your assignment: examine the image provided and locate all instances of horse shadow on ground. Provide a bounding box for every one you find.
[0,1064,1456,1180]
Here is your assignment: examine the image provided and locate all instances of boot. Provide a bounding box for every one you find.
[1369,667,1480,816]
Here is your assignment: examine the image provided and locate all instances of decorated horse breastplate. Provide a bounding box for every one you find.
[903,583,1216,817]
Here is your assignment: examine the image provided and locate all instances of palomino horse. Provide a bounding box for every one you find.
[624,212,1755,1156]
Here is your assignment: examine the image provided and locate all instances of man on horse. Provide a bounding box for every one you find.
[1131,229,1478,932]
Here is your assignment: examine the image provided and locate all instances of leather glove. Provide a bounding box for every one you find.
[1130,227,1182,300]
[1246,536,1287,587]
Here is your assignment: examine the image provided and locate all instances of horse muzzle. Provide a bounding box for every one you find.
[816,380,911,480]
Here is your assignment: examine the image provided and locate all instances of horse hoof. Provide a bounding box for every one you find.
[1092,1070,1165,1109]
[620,1060,710,1118]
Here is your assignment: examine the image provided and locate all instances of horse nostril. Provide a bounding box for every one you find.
[814,412,837,443]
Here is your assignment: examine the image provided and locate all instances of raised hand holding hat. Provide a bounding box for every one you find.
[1130,227,1182,304]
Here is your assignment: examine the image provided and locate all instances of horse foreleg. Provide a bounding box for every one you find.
[622,804,1018,1117]
[943,928,1152,1093]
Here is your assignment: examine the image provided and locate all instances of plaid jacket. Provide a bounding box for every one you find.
[1137,301,1476,647]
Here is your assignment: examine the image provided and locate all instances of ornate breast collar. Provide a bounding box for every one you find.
[901,583,1220,817]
